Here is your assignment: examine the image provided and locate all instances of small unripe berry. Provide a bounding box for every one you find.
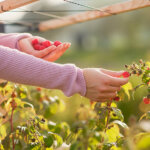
[137,69,143,75]
[11,99,17,109]
[139,59,143,64]
[131,70,136,74]
[41,118,45,123]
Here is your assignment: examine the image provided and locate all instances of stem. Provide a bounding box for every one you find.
[133,83,146,91]
[84,138,89,150]
[10,108,15,150]
[105,102,112,132]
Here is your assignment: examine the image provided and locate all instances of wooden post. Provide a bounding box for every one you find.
[39,0,150,31]
[0,0,38,13]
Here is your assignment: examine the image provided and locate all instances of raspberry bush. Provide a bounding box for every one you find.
[0,60,150,150]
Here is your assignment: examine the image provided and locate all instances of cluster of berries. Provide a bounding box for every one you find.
[90,71,130,105]
[125,60,150,104]
[124,59,146,76]
[32,39,62,51]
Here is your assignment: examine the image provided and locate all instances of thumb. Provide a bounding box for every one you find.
[100,68,124,78]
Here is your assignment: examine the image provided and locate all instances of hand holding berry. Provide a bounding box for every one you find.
[18,36,56,58]
[42,42,71,62]
[18,36,71,62]
[83,68,129,102]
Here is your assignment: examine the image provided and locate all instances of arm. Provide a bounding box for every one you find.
[0,33,32,49]
[0,45,86,97]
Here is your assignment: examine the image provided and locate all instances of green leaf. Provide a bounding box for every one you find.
[52,133,63,147]
[0,82,8,88]
[106,124,120,143]
[136,133,150,149]
[44,135,53,148]
[70,142,84,150]
[122,82,133,100]
[113,120,129,129]
[102,143,114,150]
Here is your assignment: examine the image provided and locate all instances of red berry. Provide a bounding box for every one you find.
[32,39,39,45]
[54,41,62,47]
[11,92,16,98]
[33,44,41,50]
[143,97,150,104]
[42,40,51,48]
[36,87,42,91]
[39,45,45,50]
[122,72,130,78]
[90,101,94,105]
[113,96,120,101]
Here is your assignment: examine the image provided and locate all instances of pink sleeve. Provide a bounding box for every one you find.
[0,45,86,97]
[0,33,32,49]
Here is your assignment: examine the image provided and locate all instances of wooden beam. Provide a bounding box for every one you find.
[0,0,39,13]
[39,0,150,31]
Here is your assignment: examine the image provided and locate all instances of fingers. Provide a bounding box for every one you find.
[98,92,117,99]
[108,76,129,87]
[43,43,71,62]
[99,86,121,93]
[34,45,56,58]
[100,68,124,77]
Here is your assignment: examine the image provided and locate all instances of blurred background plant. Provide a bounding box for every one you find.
[0,0,150,149]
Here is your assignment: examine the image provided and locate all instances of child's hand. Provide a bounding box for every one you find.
[18,36,56,58]
[18,36,71,61]
[42,42,71,62]
[83,68,129,102]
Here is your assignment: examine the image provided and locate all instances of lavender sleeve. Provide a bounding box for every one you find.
[0,33,32,49]
[0,45,86,97]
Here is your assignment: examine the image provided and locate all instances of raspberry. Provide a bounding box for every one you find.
[34,44,46,51]
[143,97,150,104]
[36,87,42,91]
[39,45,45,50]
[122,72,130,78]
[54,41,62,47]
[90,101,94,105]
[41,40,51,48]
[113,96,120,101]
[32,39,39,45]
[33,44,41,50]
